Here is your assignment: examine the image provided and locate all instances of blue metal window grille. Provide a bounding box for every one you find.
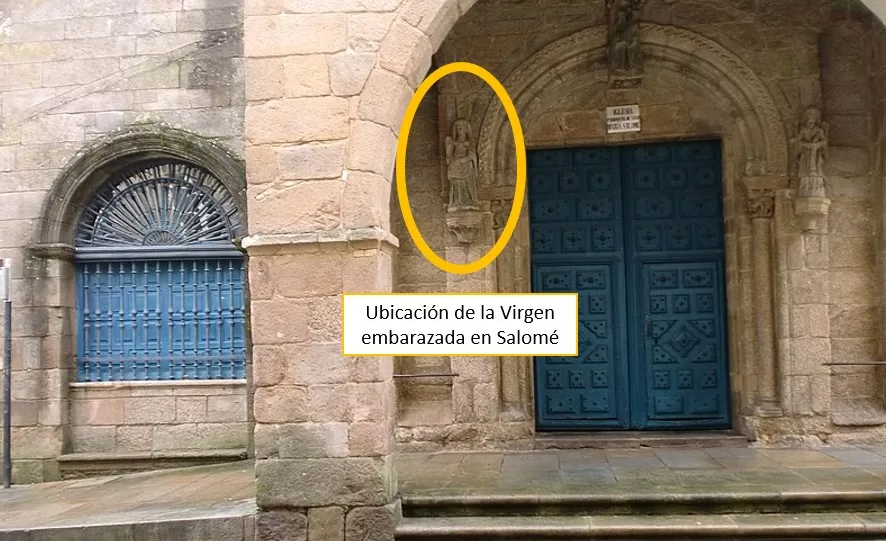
[73,158,247,382]
[76,259,246,382]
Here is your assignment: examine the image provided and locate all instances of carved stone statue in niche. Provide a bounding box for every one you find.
[795,106,828,198]
[606,0,645,75]
[445,119,480,213]
[792,105,831,233]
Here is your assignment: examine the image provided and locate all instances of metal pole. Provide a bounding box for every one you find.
[1,259,11,488]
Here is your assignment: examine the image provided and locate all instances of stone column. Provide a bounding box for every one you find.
[492,198,531,422]
[744,190,782,416]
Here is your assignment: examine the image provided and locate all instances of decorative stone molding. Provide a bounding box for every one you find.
[28,243,75,261]
[445,209,484,245]
[478,24,790,186]
[241,228,400,254]
[38,124,246,247]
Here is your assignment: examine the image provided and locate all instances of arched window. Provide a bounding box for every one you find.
[73,158,247,382]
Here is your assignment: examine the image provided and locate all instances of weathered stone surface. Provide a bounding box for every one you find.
[345,503,399,541]
[288,344,350,385]
[246,58,284,101]
[378,19,432,88]
[124,397,176,424]
[330,52,376,97]
[308,507,344,541]
[253,345,286,387]
[358,68,412,132]
[246,97,349,144]
[345,121,397,176]
[284,55,331,98]
[308,384,350,422]
[348,13,396,52]
[253,386,309,424]
[348,421,392,456]
[250,300,311,344]
[277,141,346,180]
[255,457,394,507]
[245,14,347,56]
[256,509,308,541]
[248,180,343,232]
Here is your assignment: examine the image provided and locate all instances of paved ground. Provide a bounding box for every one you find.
[5,446,886,532]
[397,445,886,495]
[0,461,254,531]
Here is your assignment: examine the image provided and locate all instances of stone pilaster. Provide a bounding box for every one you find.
[245,232,399,541]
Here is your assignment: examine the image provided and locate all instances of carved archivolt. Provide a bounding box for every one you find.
[477,24,790,186]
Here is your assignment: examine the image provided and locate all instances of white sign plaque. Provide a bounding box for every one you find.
[606,104,641,133]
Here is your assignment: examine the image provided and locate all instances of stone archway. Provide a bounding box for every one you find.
[465,23,792,436]
[37,124,246,248]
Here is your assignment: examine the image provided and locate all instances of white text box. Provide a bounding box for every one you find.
[342,294,578,356]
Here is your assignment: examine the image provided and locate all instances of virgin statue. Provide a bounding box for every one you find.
[445,119,480,212]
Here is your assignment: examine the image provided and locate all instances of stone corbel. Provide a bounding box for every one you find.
[445,209,484,245]
[793,196,831,233]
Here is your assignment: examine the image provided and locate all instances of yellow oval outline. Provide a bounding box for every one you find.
[396,61,526,275]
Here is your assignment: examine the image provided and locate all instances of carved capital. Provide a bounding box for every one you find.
[744,190,775,219]
[490,199,511,230]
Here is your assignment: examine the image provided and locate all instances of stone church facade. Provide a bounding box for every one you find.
[4,0,886,537]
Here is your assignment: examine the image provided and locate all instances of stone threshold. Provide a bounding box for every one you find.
[534,430,748,449]
[58,449,248,479]
[395,513,886,540]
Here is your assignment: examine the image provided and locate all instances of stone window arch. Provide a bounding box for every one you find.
[36,126,249,383]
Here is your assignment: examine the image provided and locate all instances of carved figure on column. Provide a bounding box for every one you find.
[795,106,828,198]
[445,119,480,213]
[606,0,645,76]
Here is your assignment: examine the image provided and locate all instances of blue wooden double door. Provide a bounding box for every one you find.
[530,140,731,431]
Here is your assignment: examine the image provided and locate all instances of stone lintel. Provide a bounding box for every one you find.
[255,456,396,508]
[29,243,75,261]
[242,228,400,255]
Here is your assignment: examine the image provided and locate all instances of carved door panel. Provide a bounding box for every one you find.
[622,141,730,429]
[530,140,730,431]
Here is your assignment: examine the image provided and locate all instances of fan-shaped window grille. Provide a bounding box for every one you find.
[73,158,246,382]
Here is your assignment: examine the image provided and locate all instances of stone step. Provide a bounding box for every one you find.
[395,513,886,540]
[0,507,255,541]
[57,449,248,479]
[402,489,886,517]
[534,431,749,450]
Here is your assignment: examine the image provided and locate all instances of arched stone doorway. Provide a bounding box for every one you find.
[242,1,886,538]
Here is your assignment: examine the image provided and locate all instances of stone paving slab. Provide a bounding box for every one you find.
[396,445,886,496]
[0,461,255,532]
